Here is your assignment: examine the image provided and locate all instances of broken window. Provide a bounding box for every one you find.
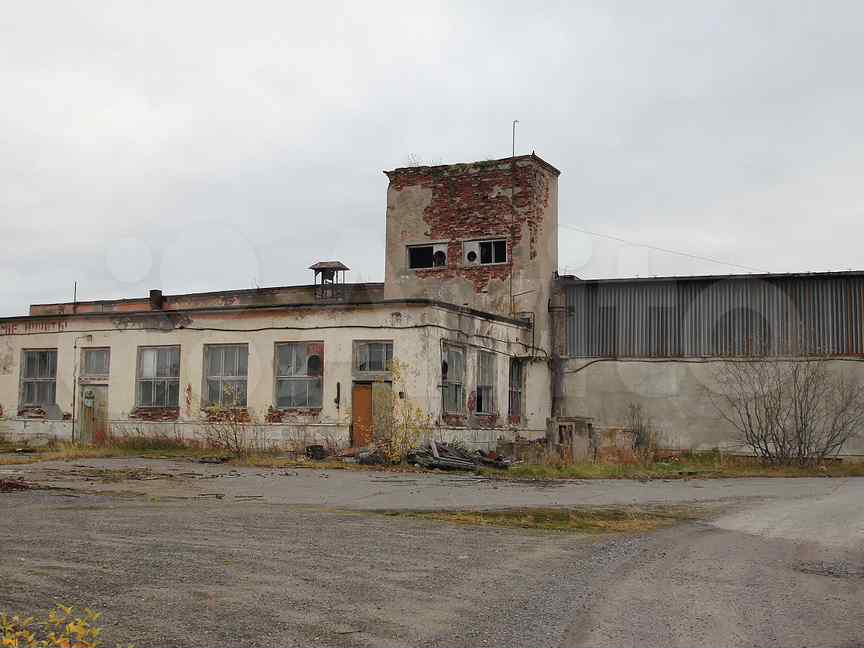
[275,342,323,408]
[408,244,447,269]
[508,358,524,418]
[476,350,496,414]
[441,344,464,413]
[355,341,393,373]
[21,349,57,406]
[81,348,110,378]
[136,346,180,408]
[204,344,248,408]
[479,240,507,264]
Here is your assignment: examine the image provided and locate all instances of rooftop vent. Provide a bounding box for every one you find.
[310,261,349,300]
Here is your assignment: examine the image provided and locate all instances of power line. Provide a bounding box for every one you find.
[558,223,768,273]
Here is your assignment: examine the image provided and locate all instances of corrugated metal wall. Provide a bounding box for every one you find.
[565,275,864,357]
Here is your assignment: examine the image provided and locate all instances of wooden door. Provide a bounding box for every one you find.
[352,383,374,447]
[80,385,109,445]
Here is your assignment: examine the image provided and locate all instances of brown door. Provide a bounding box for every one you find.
[352,383,374,447]
[80,385,109,445]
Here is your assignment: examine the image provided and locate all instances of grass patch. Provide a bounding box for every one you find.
[0,442,210,465]
[393,505,699,533]
[479,455,864,481]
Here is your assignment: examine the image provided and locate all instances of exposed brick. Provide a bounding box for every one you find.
[17,406,46,419]
[129,407,180,422]
[203,407,251,423]
[388,156,553,292]
[265,406,321,423]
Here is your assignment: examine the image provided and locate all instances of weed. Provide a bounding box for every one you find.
[1,604,106,648]
[394,505,698,533]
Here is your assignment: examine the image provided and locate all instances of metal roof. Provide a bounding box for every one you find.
[309,261,350,271]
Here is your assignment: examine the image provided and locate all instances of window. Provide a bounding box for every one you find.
[81,348,110,378]
[476,350,496,414]
[441,345,464,413]
[275,342,323,408]
[21,349,57,406]
[508,358,524,418]
[408,244,447,269]
[136,346,180,407]
[480,240,507,264]
[355,341,393,373]
[204,344,248,407]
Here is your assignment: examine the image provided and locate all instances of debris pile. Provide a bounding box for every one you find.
[408,441,511,471]
[0,479,31,492]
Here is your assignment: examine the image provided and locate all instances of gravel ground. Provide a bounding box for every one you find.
[1,461,862,647]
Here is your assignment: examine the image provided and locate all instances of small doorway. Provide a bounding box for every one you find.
[79,385,109,445]
[352,383,374,447]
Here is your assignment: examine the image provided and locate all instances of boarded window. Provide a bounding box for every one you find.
[21,349,57,406]
[275,342,323,408]
[441,345,464,413]
[508,358,524,418]
[81,348,110,378]
[136,346,180,407]
[355,341,393,373]
[476,350,496,414]
[204,344,248,407]
[479,240,507,264]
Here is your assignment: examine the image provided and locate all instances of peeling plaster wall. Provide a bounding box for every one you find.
[0,303,545,449]
[383,155,559,354]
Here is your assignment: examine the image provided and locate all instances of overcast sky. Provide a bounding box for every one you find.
[2,1,863,317]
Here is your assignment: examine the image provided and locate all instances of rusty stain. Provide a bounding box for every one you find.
[184,384,193,417]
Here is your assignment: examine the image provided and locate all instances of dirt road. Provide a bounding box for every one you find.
[1,459,861,647]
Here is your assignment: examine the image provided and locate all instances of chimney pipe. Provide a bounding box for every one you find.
[149,289,164,310]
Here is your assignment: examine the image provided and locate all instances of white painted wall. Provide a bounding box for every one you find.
[0,302,547,449]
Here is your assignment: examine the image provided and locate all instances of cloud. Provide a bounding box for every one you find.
[2,1,863,315]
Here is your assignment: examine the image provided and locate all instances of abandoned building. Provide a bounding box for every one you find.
[1,153,863,457]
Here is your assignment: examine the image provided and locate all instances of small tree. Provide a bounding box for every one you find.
[378,361,433,463]
[711,357,864,465]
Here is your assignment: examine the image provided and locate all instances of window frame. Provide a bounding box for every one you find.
[407,243,448,270]
[353,340,394,375]
[203,343,249,409]
[441,344,465,414]
[80,347,110,381]
[508,358,524,419]
[135,345,181,409]
[274,341,324,409]
[471,239,508,266]
[20,348,58,408]
[476,349,496,415]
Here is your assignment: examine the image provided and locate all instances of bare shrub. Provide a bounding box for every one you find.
[196,407,268,455]
[110,423,189,451]
[711,357,864,465]
[377,361,433,463]
[626,403,660,464]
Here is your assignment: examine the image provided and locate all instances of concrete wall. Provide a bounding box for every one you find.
[561,358,864,457]
[0,302,546,450]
